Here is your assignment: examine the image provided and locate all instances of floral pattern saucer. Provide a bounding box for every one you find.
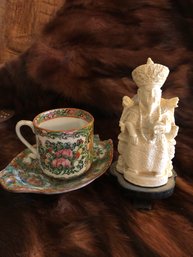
[0,135,113,194]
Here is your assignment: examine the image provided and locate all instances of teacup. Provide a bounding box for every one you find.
[15,108,94,179]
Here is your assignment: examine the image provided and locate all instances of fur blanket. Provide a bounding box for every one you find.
[0,0,193,256]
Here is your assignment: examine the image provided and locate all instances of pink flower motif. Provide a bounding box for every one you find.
[52,159,58,167]
[55,149,73,157]
[48,112,55,119]
[52,158,71,168]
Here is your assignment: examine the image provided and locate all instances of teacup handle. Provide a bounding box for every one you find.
[15,120,38,156]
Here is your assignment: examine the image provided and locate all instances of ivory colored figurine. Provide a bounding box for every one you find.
[116,58,179,187]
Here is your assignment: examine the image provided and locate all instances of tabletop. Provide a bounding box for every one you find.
[0,115,193,257]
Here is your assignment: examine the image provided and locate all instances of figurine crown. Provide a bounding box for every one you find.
[132,58,169,89]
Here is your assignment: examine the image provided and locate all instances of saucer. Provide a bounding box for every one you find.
[0,135,113,194]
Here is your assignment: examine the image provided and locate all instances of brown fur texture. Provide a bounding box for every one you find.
[0,0,193,256]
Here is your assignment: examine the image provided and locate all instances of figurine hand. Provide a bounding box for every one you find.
[155,134,164,141]
[154,124,167,135]
[130,135,138,145]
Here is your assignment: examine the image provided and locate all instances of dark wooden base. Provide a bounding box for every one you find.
[110,162,177,210]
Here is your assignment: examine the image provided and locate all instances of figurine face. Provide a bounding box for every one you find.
[138,88,161,107]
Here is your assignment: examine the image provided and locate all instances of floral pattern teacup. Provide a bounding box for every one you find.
[15,108,94,179]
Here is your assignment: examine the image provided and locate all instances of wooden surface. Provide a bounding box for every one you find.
[0,0,63,64]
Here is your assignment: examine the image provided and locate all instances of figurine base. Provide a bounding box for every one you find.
[110,162,177,210]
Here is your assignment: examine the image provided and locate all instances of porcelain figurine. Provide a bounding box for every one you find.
[116,58,179,187]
